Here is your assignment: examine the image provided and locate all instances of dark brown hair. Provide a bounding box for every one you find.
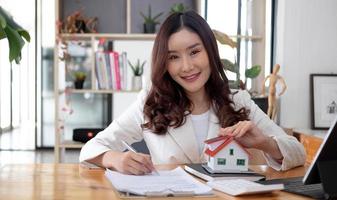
[142,11,249,134]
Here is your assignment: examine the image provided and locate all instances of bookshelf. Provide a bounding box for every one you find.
[54,0,201,162]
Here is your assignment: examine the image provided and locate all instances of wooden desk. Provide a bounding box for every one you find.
[0,163,314,200]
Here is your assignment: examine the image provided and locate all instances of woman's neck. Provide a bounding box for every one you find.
[187,89,210,115]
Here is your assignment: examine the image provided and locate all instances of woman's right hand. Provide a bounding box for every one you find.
[103,151,155,175]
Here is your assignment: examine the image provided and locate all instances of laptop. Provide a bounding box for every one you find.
[258,116,337,199]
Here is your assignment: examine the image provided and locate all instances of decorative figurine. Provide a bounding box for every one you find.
[262,64,287,120]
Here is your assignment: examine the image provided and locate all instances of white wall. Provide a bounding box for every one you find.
[113,41,154,118]
[276,0,337,128]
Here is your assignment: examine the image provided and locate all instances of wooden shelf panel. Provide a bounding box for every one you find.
[59,33,156,40]
[230,35,262,40]
[59,89,140,94]
[59,140,84,148]
[59,33,260,41]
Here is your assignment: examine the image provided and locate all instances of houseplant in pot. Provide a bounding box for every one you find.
[140,5,163,33]
[128,59,145,91]
[72,71,86,89]
[170,3,188,14]
[213,29,268,113]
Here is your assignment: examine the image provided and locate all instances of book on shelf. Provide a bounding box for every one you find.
[184,163,265,182]
[95,50,128,90]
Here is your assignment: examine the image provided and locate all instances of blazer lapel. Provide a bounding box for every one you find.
[168,115,200,163]
[207,107,220,139]
[200,107,220,162]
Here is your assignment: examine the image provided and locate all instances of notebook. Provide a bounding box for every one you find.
[105,167,213,197]
[184,163,265,182]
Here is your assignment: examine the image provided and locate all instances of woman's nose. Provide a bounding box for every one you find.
[181,56,193,72]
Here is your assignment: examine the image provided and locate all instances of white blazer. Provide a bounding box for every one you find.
[79,90,306,171]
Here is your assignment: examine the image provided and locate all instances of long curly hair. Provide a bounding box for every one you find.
[142,11,249,135]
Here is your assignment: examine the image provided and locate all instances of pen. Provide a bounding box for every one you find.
[121,140,159,175]
[121,140,137,153]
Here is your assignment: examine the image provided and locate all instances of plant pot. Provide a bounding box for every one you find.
[143,23,156,33]
[132,76,142,91]
[74,80,85,89]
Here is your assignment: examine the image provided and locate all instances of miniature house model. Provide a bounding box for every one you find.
[204,136,249,171]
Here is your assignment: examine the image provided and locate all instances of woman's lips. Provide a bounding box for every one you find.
[181,72,201,82]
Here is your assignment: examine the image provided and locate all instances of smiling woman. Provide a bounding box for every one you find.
[79,11,305,175]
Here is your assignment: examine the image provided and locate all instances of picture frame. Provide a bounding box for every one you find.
[310,74,337,129]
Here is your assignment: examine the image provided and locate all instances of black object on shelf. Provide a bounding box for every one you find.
[73,128,104,143]
[74,80,85,89]
[252,96,268,114]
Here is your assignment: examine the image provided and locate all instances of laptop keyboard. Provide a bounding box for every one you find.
[257,177,325,199]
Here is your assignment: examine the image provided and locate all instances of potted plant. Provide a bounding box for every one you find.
[140,5,163,33]
[128,59,146,91]
[170,3,188,14]
[213,29,261,90]
[0,6,30,64]
[72,71,86,89]
[213,29,267,113]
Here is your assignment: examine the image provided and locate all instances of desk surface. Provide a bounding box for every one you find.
[0,164,312,200]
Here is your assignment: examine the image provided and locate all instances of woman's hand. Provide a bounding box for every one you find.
[95,151,156,175]
[219,121,268,149]
[218,121,283,161]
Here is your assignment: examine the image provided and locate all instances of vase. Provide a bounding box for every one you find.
[143,23,156,33]
[132,76,142,91]
[74,80,85,89]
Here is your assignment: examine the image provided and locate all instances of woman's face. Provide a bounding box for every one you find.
[166,28,211,96]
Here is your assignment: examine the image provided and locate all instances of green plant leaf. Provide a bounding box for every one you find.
[0,25,6,39]
[140,5,162,25]
[221,59,238,73]
[0,6,30,63]
[18,29,30,42]
[5,25,25,63]
[128,59,145,76]
[0,12,6,28]
[245,65,261,78]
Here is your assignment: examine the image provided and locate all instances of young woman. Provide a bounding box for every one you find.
[80,11,305,175]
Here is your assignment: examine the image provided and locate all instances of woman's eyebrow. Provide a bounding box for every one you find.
[168,43,202,53]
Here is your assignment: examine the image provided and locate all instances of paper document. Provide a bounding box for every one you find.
[105,167,213,196]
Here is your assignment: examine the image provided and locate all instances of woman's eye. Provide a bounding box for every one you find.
[169,55,178,60]
[191,49,200,56]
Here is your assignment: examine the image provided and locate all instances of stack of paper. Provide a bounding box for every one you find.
[105,167,213,197]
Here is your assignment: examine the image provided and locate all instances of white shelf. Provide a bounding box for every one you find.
[59,89,140,94]
[59,33,156,40]
[229,35,262,41]
[59,140,84,148]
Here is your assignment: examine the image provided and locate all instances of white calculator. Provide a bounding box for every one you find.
[207,179,284,196]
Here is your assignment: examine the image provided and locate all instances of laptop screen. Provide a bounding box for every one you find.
[303,116,337,184]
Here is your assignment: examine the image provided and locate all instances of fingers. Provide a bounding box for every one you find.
[219,121,252,138]
[132,153,156,172]
[123,152,154,175]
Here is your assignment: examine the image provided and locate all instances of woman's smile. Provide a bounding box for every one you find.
[181,72,201,82]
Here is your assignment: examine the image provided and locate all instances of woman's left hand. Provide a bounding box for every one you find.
[218,120,268,149]
[218,120,283,161]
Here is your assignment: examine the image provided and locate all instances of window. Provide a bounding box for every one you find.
[203,0,273,91]
[230,148,234,155]
[217,158,226,165]
[237,159,246,166]
[0,0,36,149]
